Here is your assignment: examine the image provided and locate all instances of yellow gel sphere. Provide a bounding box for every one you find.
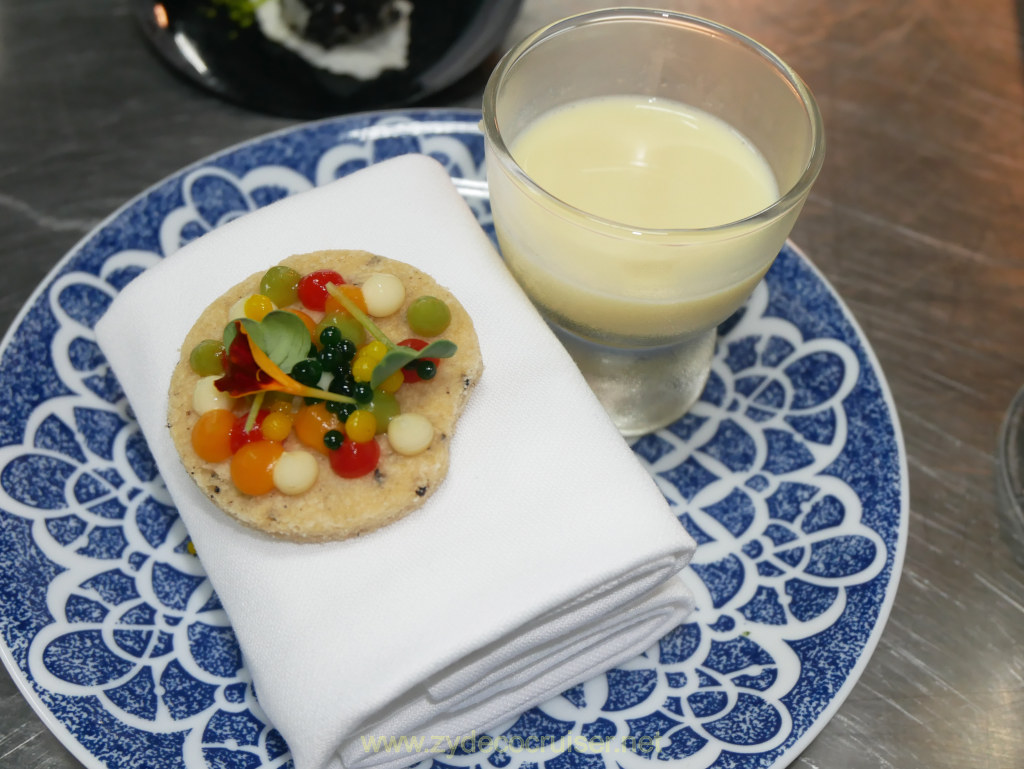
[244,294,275,321]
[345,410,377,443]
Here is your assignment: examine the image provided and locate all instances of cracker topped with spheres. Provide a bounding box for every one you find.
[167,249,482,542]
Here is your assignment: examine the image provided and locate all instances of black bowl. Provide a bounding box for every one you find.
[132,0,523,118]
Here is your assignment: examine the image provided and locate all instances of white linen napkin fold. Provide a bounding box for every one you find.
[95,154,696,769]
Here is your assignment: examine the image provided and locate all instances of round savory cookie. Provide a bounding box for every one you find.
[168,249,482,541]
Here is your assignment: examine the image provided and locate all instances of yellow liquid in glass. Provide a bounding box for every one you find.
[492,95,787,343]
[512,95,778,230]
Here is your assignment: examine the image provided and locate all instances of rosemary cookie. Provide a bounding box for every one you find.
[168,249,482,541]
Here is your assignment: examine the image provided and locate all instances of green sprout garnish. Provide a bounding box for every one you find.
[217,311,357,433]
[325,283,457,388]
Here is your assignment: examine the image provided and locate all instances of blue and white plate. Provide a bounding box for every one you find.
[0,110,907,769]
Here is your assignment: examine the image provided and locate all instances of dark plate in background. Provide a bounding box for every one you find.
[132,0,523,117]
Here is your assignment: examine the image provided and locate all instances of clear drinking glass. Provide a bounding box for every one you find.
[482,9,825,436]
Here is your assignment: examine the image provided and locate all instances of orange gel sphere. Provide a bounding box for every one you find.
[231,440,284,495]
[293,402,342,454]
[191,409,235,463]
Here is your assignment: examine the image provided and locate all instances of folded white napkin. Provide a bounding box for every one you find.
[95,154,696,769]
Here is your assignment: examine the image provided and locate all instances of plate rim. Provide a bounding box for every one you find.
[747,239,910,765]
[0,107,909,769]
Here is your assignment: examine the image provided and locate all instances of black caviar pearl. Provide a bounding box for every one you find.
[318,344,346,373]
[353,382,373,403]
[291,0,400,48]
[319,326,342,348]
[291,359,323,386]
[415,359,437,380]
[329,372,355,396]
[337,338,357,361]
[323,429,344,451]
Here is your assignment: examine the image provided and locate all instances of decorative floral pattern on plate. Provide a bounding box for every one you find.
[0,110,906,769]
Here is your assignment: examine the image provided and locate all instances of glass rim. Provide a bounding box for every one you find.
[481,8,826,237]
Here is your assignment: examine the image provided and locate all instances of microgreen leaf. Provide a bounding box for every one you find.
[418,340,457,359]
[239,311,310,373]
[223,320,239,351]
[323,281,459,389]
[369,340,458,388]
[371,349,419,389]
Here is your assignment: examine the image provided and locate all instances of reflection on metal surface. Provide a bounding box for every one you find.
[2,1,1024,768]
[997,385,1024,565]
[173,30,208,75]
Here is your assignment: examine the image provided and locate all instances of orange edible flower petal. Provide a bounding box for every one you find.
[215,321,355,406]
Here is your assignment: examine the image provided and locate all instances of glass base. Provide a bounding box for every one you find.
[552,325,716,437]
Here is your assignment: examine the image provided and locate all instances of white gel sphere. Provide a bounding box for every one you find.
[193,376,234,414]
[387,413,434,456]
[362,273,406,317]
[273,451,319,495]
[227,296,249,320]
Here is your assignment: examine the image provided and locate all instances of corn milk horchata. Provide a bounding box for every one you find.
[489,95,789,346]
[513,95,778,230]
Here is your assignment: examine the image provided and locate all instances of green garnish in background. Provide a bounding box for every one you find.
[202,0,269,28]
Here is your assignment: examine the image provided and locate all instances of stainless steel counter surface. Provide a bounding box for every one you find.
[2,1,1023,767]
